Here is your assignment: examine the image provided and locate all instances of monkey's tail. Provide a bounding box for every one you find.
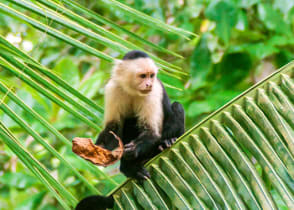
[76,195,114,210]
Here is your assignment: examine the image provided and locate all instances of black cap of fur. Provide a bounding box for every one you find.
[123,50,149,60]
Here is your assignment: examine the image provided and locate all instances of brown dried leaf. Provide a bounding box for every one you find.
[72,131,123,167]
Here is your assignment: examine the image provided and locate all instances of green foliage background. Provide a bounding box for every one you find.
[0,0,294,209]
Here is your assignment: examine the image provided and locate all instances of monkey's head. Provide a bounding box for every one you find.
[113,51,158,96]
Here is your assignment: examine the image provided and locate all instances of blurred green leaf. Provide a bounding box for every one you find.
[246,43,279,60]
[214,52,252,88]
[237,0,259,8]
[0,172,38,189]
[40,204,59,210]
[273,0,294,15]
[258,3,292,35]
[267,35,294,47]
[208,89,241,107]
[205,0,238,45]
[190,33,212,89]
[15,191,46,210]
[102,0,196,39]
[53,57,80,89]
[78,72,104,98]
[275,50,294,67]
[188,100,213,117]
[235,10,248,31]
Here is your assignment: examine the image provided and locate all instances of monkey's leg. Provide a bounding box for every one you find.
[120,157,150,181]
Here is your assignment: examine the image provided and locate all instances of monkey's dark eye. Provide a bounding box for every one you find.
[150,73,155,78]
[140,74,146,78]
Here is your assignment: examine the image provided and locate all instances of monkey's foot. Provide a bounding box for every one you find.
[120,162,151,182]
[136,167,151,182]
[158,138,177,151]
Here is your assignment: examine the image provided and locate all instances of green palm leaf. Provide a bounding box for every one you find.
[0,56,102,130]
[0,0,194,208]
[106,61,294,209]
[0,123,76,209]
[1,0,192,76]
[0,35,118,189]
[36,0,185,69]
[0,2,114,62]
[100,0,196,39]
[0,34,104,112]
[49,0,183,59]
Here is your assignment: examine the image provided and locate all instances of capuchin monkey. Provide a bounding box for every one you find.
[76,50,185,210]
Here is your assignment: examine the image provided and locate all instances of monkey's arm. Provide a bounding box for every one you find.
[95,81,123,150]
[158,82,185,151]
[160,101,185,149]
[95,121,121,151]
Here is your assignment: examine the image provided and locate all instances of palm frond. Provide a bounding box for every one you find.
[37,0,185,67]
[49,0,183,59]
[100,0,196,39]
[0,101,100,194]
[0,81,113,182]
[106,61,294,209]
[0,34,104,112]
[0,122,76,209]
[0,2,114,62]
[0,56,102,130]
[0,0,196,207]
[1,0,194,76]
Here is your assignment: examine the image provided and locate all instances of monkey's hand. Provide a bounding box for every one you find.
[123,141,139,159]
[124,140,154,160]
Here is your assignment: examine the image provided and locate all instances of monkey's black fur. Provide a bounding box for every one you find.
[76,195,114,210]
[76,51,185,210]
[95,80,185,179]
[122,50,149,60]
[76,92,185,210]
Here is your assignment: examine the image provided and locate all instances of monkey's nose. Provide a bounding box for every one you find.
[146,84,152,88]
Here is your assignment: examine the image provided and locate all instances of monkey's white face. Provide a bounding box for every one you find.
[135,67,156,95]
[114,58,158,96]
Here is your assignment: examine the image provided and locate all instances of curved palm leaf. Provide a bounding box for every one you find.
[48,0,183,59]
[0,1,194,208]
[0,122,76,209]
[100,0,196,39]
[1,0,194,76]
[106,61,294,209]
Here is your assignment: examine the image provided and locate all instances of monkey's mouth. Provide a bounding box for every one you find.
[140,89,152,94]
